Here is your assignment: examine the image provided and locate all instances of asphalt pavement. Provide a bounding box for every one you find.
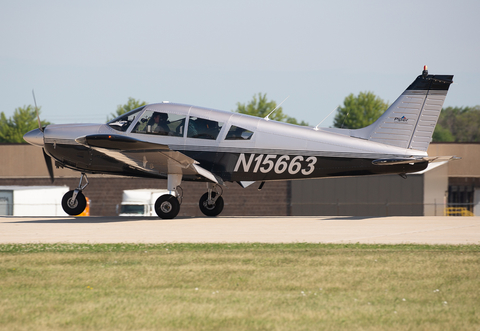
[1,216,479,244]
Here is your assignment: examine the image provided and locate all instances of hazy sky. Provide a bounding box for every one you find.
[1,0,479,127]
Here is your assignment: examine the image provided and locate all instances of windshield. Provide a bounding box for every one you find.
[107,107,145,132]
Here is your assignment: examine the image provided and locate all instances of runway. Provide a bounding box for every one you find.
[1,216,479,244]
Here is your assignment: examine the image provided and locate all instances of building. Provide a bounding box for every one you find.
[291,161,448,216]
[428,143,480,216]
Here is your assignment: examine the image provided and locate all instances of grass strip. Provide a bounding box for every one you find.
[1,242,479,253]
[1,243,479,330]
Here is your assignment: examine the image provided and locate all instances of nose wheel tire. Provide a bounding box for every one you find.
[62,190,87,216]
[155,194,180,219]
[199,192,224,217]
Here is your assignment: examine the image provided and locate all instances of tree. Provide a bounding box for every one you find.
[333,91,389,129]
[284,116,309,126]
[0,105,50,143]
[433,106,480,142]
[108,97,148,121]
[432,125,455,142]
[234,93,308,126]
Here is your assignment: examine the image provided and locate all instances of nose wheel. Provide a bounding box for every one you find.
[62,190,87,215]
[62,173,89,216]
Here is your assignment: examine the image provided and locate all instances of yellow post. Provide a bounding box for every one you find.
[77,197,90,216]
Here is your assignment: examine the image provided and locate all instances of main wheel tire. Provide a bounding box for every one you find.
[62,190,87,216]
[199,192,224,217]
[155,194,180,219]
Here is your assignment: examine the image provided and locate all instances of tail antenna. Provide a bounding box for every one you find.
[32,90,43,132]
[314,106,339,131]
[340,112,349,129]
[264,96,289,121]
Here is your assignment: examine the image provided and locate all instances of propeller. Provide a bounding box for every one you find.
[43,148,55,183]
[32,90,43,132]
[32,90,54,183]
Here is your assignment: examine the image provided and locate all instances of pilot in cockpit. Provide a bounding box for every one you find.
[148,112,170,135]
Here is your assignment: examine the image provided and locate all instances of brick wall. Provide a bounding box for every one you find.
[0,177,290,217]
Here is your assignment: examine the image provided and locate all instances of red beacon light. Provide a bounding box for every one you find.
[422,65,428,78]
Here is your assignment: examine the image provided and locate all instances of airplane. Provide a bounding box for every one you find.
[24,66,454,219]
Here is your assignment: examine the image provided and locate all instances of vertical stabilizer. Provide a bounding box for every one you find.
[351,68,453,151]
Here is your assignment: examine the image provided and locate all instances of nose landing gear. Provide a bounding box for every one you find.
[62,173,89,216]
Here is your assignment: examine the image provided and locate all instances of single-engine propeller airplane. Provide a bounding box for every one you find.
[24,66,454,219]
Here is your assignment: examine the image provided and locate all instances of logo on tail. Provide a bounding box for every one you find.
[394,116,408,122]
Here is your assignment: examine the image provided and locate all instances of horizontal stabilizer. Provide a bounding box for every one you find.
[372,158,426,166]
[373,155,459,166]
[423,155,461,162]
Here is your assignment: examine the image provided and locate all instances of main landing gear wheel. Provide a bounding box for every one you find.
[199,192,224,217]
[62,190,87,216]
[155,194,180,219]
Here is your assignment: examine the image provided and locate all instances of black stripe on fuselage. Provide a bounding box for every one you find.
[45,143,428,182]
[179,150,428,182]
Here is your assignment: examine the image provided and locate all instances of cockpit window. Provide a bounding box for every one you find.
[225,125,254,140]
[131,110,185,137]
[187,116,223,140]
[107,107,145,132]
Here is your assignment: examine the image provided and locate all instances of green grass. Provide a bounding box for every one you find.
[1,243,479,330]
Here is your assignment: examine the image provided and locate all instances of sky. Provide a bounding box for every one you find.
[1,0,479,127]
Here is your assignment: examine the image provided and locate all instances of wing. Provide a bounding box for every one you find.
[75,134,224,185]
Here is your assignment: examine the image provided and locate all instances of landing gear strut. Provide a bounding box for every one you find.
[199,183,224,217]
[62,173,89,215]
[153,174,225,219]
